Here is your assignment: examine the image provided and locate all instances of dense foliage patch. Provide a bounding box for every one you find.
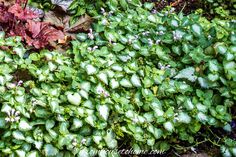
[0,0,236,157]
[202,0,236,19]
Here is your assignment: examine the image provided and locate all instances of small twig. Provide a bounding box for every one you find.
[172,139,208,150]
[173,151,181,157]
[179,2,187,13]
[206,126,221,140]
[207,138,221,147]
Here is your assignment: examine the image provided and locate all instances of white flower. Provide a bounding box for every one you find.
[170,8,175,13]
[81,138,87,145]
[151,9,157,14]
[108,11,113,16]
[87,47,92,51]
[88,29,94,40]
[96,85,109,97]
[156,39,161,44]
[159,31,164,35]
[101,7,105,14]
[17,80,23,86]
[5,109,20,123]
[148,38,153,45]
[72,139,78,147]
[133,117,138,123]
[134,35,139,39]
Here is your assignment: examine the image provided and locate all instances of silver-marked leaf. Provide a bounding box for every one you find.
[44,144,58,157]
[97,105,109,121]
[79,148,89,157]
[177,112,191,123]
[13,130,25,140]
[120,78,132,88]
[46,120,55,130]
[97,72,108,85]
[81,82,91,92]
[79,90,89,99]
[112,43,125,52]
[163,121,174,132]
[110,78,119,89]
[27,151,39,157]
[71,118,83,130]
[191,24,202,36]
[67,93,81,105]
[131,74,142,87]
[19,119,32,131]
[16,150,26,157]
[174,67,197,82]
[85,115,96,127]
[85,64,97,75]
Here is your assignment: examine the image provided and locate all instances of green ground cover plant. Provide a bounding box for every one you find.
[0,0,236,156]
[202,0,236,19]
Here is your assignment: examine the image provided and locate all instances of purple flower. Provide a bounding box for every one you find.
[17,80,23,86]
[230,121,236,128]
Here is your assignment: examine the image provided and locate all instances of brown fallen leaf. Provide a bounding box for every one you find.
[44,11,69,29]
[65,14,93,33]
[43,11,93,33]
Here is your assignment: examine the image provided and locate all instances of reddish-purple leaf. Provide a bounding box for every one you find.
[26,20,65,49]
[8,3,39,20]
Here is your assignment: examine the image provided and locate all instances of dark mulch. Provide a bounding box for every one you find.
[142,0,202,14]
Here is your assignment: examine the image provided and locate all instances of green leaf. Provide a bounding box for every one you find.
[97,104,109,121]
[191,24,202,36]
[209,60,220,72]
[110,78,119,89]
[174,67,197,82]
[147,125,163,139]
[120,0,128,9]
[148,15,156,23]
[216,105,226,114]
[44,144,58,157]
[131,74,142,87]
[163,121,174,132]
[16,150,26,157]
[71,118,83,130]
[27,151,39,157]
[105,31,117,42]
[112,43,125,52]
[97,72,108,85]
[178,112,191,123]
[12,131,25,140]
[49,100,59,113]
[79,148,89,157]
[59,122,69,134]
[46,120,55,130]
[120,78,132,88]
[85,64,97,75]
[67,93,81,105]
[19,119,32,131]
[0,118,6,128]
